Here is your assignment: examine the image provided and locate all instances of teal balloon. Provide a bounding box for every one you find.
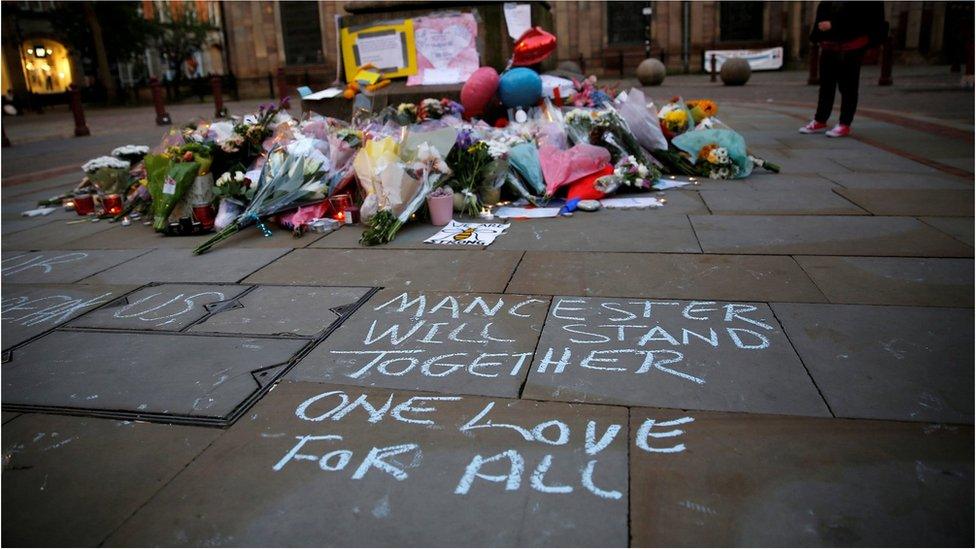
[498,68,542,108]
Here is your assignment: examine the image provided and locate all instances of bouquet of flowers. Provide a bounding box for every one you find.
[144,153,199,231]
[213,170,254,202]
[360,134,454,246]
[81,156,131,195]
[686,99,718,125]
[658,97,693,141]
[193,147,328,254]
[567,76,616,108]
[595,154,656,193]
[444,130,495,216]
[112,145,150,165]
[671,128,783,180]
[392,98,464,126]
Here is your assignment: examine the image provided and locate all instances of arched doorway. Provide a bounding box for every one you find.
[20,38,73,94]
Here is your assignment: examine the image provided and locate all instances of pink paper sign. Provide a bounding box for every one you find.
[407,13,479,86]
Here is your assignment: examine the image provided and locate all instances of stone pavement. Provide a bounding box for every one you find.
[1,72,973,546]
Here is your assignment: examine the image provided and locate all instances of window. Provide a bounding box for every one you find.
[607,1,648,46]
[720,1,764,42]
[280,1,324,66]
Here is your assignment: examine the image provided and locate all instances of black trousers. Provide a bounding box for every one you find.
[815,48,865,126]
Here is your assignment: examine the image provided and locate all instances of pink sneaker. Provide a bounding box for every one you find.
[798,120,828,134]
[826,124,851,138]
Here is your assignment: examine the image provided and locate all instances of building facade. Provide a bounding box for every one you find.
[2,1,972,104]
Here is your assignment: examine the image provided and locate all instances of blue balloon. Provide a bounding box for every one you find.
[497,68,542,108]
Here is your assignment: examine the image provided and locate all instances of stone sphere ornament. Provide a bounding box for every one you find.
[636,58,666,86]
[497,67,543,108]
[557,60,583,75]
[720,57,752,86]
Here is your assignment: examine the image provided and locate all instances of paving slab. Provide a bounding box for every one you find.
[1,412,20,424]
[1,249,145,284]
[772,303,974,423]
[522,297,829,416]
[699,188,865,215]
[507,252,827,303]
[80,248,291,284]
[289,290,549,397]
[696,174,843,192]
[60,222,325,250]
[691,215,973,257]
[650,190,710,214]
[490,210,701,253]
[67,283,249,331]
[1,216,62,236]
[189,285,374,337]
[2,414,220,547]
[244,249,524,293]
[824,171,972,189]
[106,381,629,547]
[3,330,306,420]
[2,283,134,350]
[0,218,118,250]
[629,409,974,547]
[834,189,975,217]
[796,256,974,307]
[920,216,975,246]
[830,152,944,174]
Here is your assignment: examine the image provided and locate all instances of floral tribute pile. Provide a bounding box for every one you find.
[48,87,779,252]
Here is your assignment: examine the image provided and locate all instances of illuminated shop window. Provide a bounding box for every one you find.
[21,38,72,94]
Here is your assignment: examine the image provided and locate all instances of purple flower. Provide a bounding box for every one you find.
[456,129,475,149]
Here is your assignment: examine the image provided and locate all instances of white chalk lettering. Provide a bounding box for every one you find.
[419,353,468,377]
[682,301,717,321]
[600,302,637,322]
[723,303,773,331]
[635,417,695,453]
[508,298,546,318]
[585,421,622,455]
[535,347,572,374]
[390,396,463,425]
[580,349,629,372]
[363,319,427,345]
[581,459,622,499]
[563,323,611,344]
[273,434,342,470]
[429,296,460,318]
[726,327,770,350]
[530,455,573,493]
[351,443,420,481]
[552,298,586,321]
[454,449,524,494]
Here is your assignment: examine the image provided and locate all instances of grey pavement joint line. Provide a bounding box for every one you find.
[502,250,527,294]
[791,254,839,305]
[96,433,224,548]
[827,187,873,215]
[768,304,836,418]
[914,216,975,247]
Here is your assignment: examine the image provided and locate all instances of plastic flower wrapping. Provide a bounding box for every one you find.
[42,76,783,249]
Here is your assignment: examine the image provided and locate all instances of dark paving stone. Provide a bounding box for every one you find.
[489,210,702,253]
[834,189,975,217]
[2,284,134,350]
[1,218,118,250]
[522,297,829,416]
[1,250,145,284]
[651,190,710,214]
[693,174,842,192]
[772,303,974,423]
[289,290,549,397]
[824,172,972,190]
[189,285,373,337]
[920,216,975,246]
[796,256,974,307]
[3,331,306,419]
[699,188,865,215]
[80,248,291,284]
[1,412,20,424]
[1,217,61,236]
[629,409,974,546]
[507,252,827,303]
[691,215,972,257]
[61,223,325,250]
[831,153,944,174]
[106,381,629,547]
[67,284,249,331]
[2,414,219,547]
[245,249,524,293]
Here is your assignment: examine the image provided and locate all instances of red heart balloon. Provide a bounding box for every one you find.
[512,27,557,66]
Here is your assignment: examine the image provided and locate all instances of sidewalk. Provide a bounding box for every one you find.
[1,69,973,547]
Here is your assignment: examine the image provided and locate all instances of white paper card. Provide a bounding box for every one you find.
[652,178,694,190]
[162,178,177,195]
[504,3,532,40]
[600,197,665,209]
[495,206,562,218]
[421,67,462,85]
[304,87,343,100]
[21,206,56,217]
[425,220,510,246]
[356,32,406,69]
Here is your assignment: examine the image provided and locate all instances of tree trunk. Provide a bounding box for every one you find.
[83,1,117,102]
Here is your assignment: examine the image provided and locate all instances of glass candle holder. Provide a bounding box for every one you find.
[192,203,216,231]
[73,193,95,216]
[102,194,123,216]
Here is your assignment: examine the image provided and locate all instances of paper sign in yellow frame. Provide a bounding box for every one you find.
[340,19,418,82]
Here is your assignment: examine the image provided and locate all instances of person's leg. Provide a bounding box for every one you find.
[815,50,840,123]
[837,50,865,125]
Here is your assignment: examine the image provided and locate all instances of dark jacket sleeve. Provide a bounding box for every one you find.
[809,2,832,43]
